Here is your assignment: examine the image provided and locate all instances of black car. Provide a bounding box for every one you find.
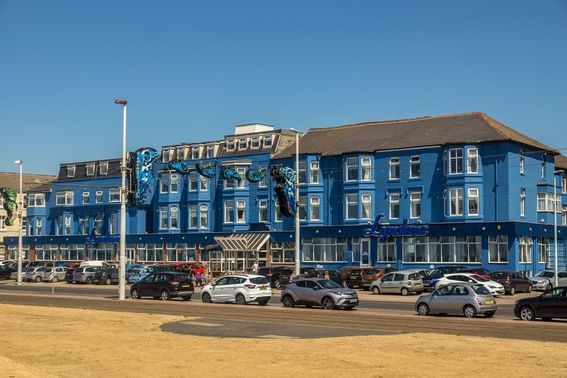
[0,265,14,280]
[130,272,194,301]
[257,266,294,288]
[514,286,567,321]
[492,271,532,295]
[93,267,119,285]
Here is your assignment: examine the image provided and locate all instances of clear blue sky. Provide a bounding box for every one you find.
[1,1,566,175]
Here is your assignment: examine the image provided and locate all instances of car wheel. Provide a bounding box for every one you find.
[509,286,516,296]
[257,299,269,306]
[282,295,295,308]
[417,303,430,316]
[201,292,212,303]
[35,276,42,282]
[86,277,93,284]
[131,289,140,299]
[485,311,495,318]
[401,287,409,296]
[527,285,532,293]
[181,295,191,301]
[160,290,170,301]
[273,279,281,289]
[105,278,111,285]
[52,276,58,283]
[321,297,335,310]
[235,293,247,305]
[546,283,552,291]
[371,286,381,295]
[519,306,535,321]
[463,305,477,318]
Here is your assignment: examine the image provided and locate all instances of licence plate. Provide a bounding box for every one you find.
[259,286,267,291]
[484,299,494,305]
[182,284,189,288]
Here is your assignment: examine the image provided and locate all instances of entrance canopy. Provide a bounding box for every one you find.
[214,233,270,253]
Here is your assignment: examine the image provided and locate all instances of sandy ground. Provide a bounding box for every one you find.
[0,304,566,378]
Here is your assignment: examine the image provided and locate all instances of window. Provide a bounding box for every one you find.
[520,188,526,217]
[94,215,103,235]
[563,206,567,226]
[488,235,508,263]
[361,193,372,220]
[96,191,103,203]
[271,242,295,263]
[519,236,532,263]
[238,138,248,150]
[199,175,208,191]
[537,193,560,212]
[345,157,358,181]
[192,146,200,160]
[361,157,372,181]
[82,192,90,205]
[189,205,198,228]
[170,206,179,229]
[410,192,421,219]
[206,145,215,158]
[389,157,400,180]
[377,237,396,262]
[28,193,45,207]
[303,237,347,262]
[189,172,198,191]
[0,216,5,231]
[258,199,268,222]
[35,218,43,236]
[389,193,400,219]
[160,174,169,193]
[250,137,260,149]
[298,161,307,185]
[298,196,307,220]
[351,237,370,263]
[409,156,420,178]
[467,147,478,174]
[170,174,179,193]
[259,168,267,187]
[177,147,186,160]
[275,201,282,222]
[449,188,464,216]
[66,165,75,178]
[226,139,236,151]
[236,200,246,223]
[109,188,120,202]
[86,163,95,176]
[64,215,72,235]
[200,205,209,229]
[562,174,567,194]
[519,151,525,175]
[99,162,108,175]
[541,154,546,178]
[310,196,320,221]
[79,216,89,235]
[109,213,118,235]
[467,188,479,216]
[236,168,246,189]
[538,237,548,264]
[263,135,272,148]
[449,148,463,174]
[346,193,358,220]
[162,149,173,162]
[159,207,168,229]
[310,161,320,184]
[56,191,73,206]
[224,200,234,223]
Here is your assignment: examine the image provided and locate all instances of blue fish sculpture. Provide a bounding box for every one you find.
[196,162,216,178]
[246,168,266,183]
[135,147,160,207]
[168,160,192,174]
[223,166,242,182]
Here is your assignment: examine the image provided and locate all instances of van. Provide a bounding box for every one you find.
[79,261,109,268]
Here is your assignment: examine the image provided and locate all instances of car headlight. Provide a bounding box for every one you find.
[329,291,344,296]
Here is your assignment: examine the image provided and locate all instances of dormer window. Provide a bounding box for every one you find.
[239,138,248,150]
[86,163,95,176]
[162,149,174,162]
[192,146,200,160]
[66,165,75,178]
[226,139,236,151]
[251,137,260,149]
[99,162,108,175]
[177,147,186,160]
[263,135,273,148]
[206,145,215,158]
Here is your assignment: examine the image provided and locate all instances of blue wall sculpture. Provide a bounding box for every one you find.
[134,147,160,207]
[223,166,242,182]
[196,162,216,178]
[246,167,266,183]
[167,160,192,174]
[270,165,296,217]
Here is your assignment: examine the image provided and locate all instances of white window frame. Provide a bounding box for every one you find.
[224,200,234,223]
[189,205,198,229]
[345,157,358,181]
[298,161,307,185]
[488,235,508,263]
[519,236,532,263]
[409,156,420,179]
[170,174,179,193]
[226,139,236,152]
[467,188,479,216]
[537,192,560,212]
[160,174,169,193]
[389,157,400,180]
[410,192,421,219]
[199,204,209,229]
[298,197,307,221]
[66,165,75,178]
[519,151,525,175]
[28,193,45,207]
[82,192,90,205]
[467,147,479,174]
[64,215,72,235]
[86,163,95,176]
[199,175,208,191]
[109,188,120,203]
[238,138,248,150]
[449,148,464,175]
[99,162,108,175]
[206,145,215,158]
[159,207,168,230]
[345,193,358,220]
[309,161,320,184]
[562,174,567,194]
[361,157,372,181]
[361,193,372,220]
[56,191,74,206]
[449,188,464,216]
[251,137,260,149]
[389,192,400,219]
[263,135,272,148]
[274,201,282,222]
[258,199,268,222]
[236,200,246,224]
[189,172,199,192]
[95,191,103,203]
[170,206,179,230]
[520,188,526,217]
[192,146,200,160]
[310,196,320,221]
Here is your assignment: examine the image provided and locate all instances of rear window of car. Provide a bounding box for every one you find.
[408,273,421,280]
[471,284,491,295]
[250,277,269,285]
[172,274,190,281]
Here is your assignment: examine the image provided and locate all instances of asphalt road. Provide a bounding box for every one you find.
[1,282,566,342]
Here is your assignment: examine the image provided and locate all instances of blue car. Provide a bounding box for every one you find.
[422,265,469,290]
[127,267,152,284]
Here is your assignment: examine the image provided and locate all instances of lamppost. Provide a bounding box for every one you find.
[14,160,23,286]
[290,128,301,276]
[114,98,128,300]
[553,170,561,288]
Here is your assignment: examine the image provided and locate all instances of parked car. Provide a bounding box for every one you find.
[340,267,389,290]
[127,267,152,284]
[257,266,294,288]
[281,278,359,310]
[64,268,76,283]
[528,270,567,291]
[303,269,342,285]
[435,273,505,296]
[42,267,67,282]
[72,266,102,284]
[369,270,424,296]
[416,282,497,318]
[0,265,13,280]
[201,274,271,305]
[130,272,194,301]
[514,286,567,321]
[93,267,119,285]
[421,265,470,290]
[458,268,493,280]
[492,271,532,295]
[24,266,48,282]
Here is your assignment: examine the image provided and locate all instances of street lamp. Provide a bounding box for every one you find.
[114,98,128,300]
[14,160,23,286]
[553,170,562,288]
[290,128,301,276]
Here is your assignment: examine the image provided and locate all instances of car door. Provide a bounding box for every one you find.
[226,277,244,301]
[211,277,229,302]
[447,285,469,313]
[380,273,394,293]
[137,274,155,297]
[292,280,308,304]
[428,285,453,313]
[154,273,168,295]
[538,287,564,317]
[304,280,322,304]
[391,273,405,293]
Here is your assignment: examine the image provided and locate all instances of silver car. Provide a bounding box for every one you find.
[280,278,359,310]
[24,267,48,282]
[528,270,567,291]
[370,270,424,296]
[72,266,101,284]
[415,282,497,318]
[42,267,67,282]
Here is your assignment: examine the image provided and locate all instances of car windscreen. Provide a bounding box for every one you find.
[319,279,342,289]
[471,284,491,295]
[408,273,421,280]
[250,277,269,285]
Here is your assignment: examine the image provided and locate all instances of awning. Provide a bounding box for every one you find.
[214,233,270,253]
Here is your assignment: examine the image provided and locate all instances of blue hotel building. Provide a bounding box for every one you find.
[5,113,567,277]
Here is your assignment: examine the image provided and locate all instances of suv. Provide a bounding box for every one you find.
[130,272,194,301]
[93,267,119,285]
[201,274,272,305]
[340,267,390,290]
[42,267,67,282]
[492,271,532,295]
[528,270,567,291]
[257,266,294,288]
[370,270,424,296]
[24,266,48,282]
[281,278,359,310]
[72,266,102,284]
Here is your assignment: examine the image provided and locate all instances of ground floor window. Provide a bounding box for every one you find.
[8,246,29,260]
[138,244,164,263]
[351,238,370,264]
[538,237,549,264]
[35,244,58,261]
[488,235,508,263]
[166,243,196,262]
[271,242,295,264]
[402,236,481,263]
[519,236,532,263]
[60,245,86,261]
[303,237,347,262]
[377,237,396,262]
[88,244,114,261]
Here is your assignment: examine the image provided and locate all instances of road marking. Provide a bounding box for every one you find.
[258,335,298,339]
[185,321,222,327]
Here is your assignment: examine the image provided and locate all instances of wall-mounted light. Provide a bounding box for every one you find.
[481,226,486,231]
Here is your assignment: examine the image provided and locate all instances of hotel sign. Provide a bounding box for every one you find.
[363,215,428,241]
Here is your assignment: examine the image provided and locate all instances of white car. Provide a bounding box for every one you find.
[200,274,272,305]
[435,273,505,296]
